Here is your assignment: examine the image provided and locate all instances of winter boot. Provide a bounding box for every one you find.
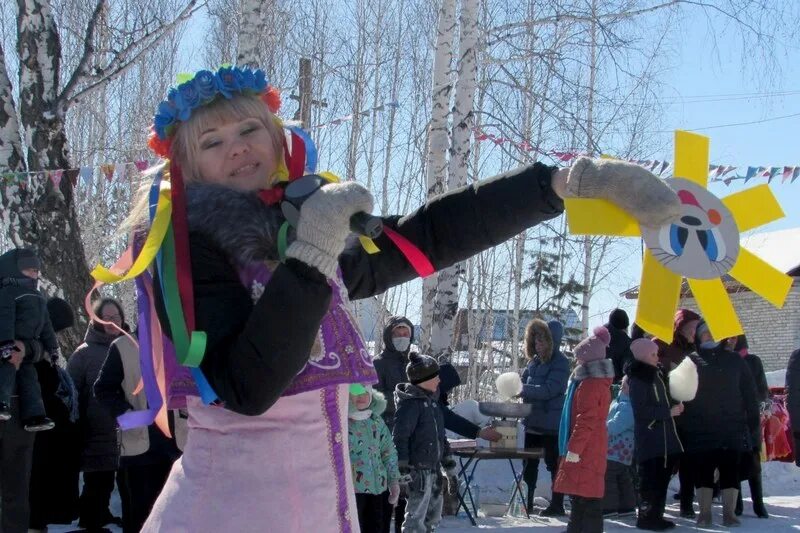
[565,497,584,533]
[722,488,741,527]
[679,482,695,517]
[749,476,769,518]
[0,402,10,421]
[23,416,54,432]
[695,487,713,528]
[541,492,566,516]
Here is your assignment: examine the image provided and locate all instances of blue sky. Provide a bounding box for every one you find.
[588,14,799,328]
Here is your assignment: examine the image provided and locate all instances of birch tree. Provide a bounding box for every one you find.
[418,0,455,354]
[1,0,199,345]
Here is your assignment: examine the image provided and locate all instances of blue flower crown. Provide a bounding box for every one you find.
[152,66,271,141]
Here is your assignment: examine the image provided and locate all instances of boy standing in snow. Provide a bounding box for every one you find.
[393,353,454,533]
[0,248,58,431]
[603,375,636,518]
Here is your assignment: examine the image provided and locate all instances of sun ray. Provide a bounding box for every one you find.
[688,278,743,340]
[673,131,709,188]
[729,248,793,307]
[635,250,682,342]
[564,198,640,236]
[723,185,785,232]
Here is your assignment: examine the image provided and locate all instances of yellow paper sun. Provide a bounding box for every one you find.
[564,131,792,343]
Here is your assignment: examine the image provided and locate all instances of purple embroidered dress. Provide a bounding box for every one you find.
[143,263,376,533]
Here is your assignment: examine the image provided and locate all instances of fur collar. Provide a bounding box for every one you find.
[185,183,285,265]
[573,358,614,381]
[627,359,662,383]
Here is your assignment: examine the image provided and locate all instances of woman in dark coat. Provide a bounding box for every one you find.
[67,297,126,530]
[731,335,769,518]
[679,321,759,528]
[28,297,82,531]
[520,319,570,516]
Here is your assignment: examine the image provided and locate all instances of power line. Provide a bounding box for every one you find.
[679,111,800,132]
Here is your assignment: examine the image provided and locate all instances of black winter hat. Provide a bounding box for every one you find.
[16,248,41,272]
[47,297,75,333]
[609,308,630,330]
[406,352,440,385]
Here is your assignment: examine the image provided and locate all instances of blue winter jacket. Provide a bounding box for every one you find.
[606,392,635,465]
[521,321,570,434]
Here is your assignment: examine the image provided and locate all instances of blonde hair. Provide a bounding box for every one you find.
[121,94,285,233]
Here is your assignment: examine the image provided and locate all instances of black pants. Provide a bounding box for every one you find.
[393,497,406,533]
[687,449,741,489]
[523,433,562,507]
[677,453,694,511]
[356,491,389,533]
[118,462,173,533]
[79,470,117,529]
[603,460,636,511]
[0,397,36,533]
[638,455,678,523]
[566,496,603,533]
[0,360,45,420]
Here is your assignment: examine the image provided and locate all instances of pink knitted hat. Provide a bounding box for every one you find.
[631,338,659,363]
[574,326,611,363]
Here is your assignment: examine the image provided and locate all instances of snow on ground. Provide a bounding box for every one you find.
[47,456,799,532]
[440,460,800,531]
[767,369,787,388]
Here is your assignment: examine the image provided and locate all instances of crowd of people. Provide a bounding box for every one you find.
[1,63,798,533]
[515,307,794,533]
[0,249,185,533]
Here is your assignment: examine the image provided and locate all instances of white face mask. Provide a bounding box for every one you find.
[699,340,717,350]
[392,337,410,352]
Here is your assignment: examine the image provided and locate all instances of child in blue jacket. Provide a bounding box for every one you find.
[603,375,636,518]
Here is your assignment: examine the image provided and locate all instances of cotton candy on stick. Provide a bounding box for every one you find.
[495,372,523,401]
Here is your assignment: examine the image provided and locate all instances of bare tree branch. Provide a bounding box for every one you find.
[56,0,203,116]
[56,0,105,116]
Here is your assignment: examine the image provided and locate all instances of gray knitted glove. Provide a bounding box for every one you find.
[285,181,374,278]
[567,157,681,228]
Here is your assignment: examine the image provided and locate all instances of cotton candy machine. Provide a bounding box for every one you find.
[478,402,531,449]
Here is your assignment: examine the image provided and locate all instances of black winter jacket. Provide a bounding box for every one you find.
[67,326,122,472]
[374,316,415,428]
[679,347,759,454]
[176,163,562,416]
[393,383,449,469]
[605,324,632,383]
[94,341,182,467]
[742,353,769,403]
[0,249,58,357]
[627,360,683,463]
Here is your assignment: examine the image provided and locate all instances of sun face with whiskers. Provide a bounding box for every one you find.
[563,130,792,343]
[642,179,740,279]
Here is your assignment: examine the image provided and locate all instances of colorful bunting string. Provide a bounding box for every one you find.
[472,126,799,186]
[0,160,153,187]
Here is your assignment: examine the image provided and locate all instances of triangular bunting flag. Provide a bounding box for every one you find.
[116,164,127,183]
[134,160,149,172]
[744,166,758,183]
[101,164,115,181]
[793,167,800,183]
[79,166,93,185]
[782,166,793,183]
[767,166,780,183]
[50,169,64,187]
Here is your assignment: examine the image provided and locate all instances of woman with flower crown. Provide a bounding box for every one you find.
[113,65,680,532]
